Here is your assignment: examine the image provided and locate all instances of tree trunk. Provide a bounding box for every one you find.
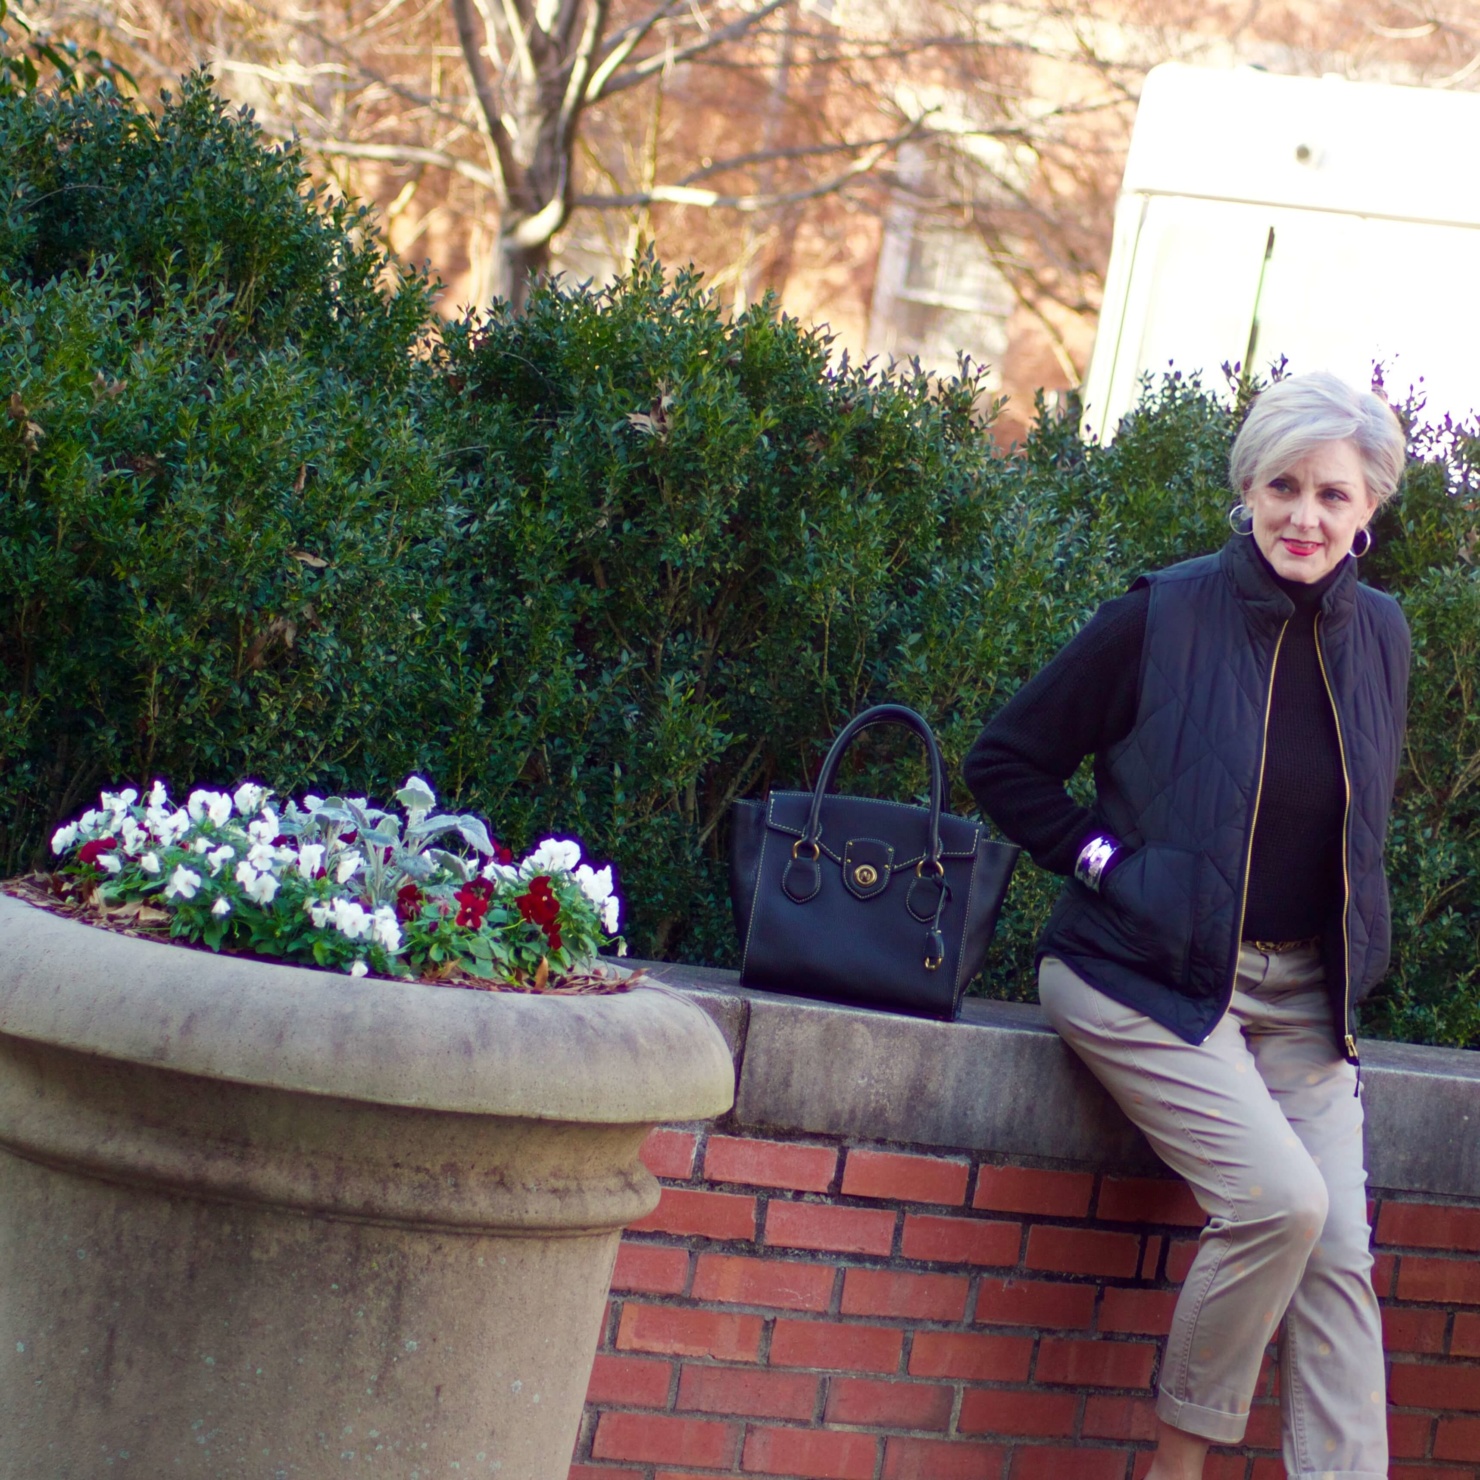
[495,228,554,311]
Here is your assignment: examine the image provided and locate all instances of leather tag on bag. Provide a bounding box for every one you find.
[782,853,822,903]
[907,872,944,923]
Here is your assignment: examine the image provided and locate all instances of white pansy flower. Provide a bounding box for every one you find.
[192,837,212,854]
[297,844,326,879]
[165,866,202,901]
[119,818,146,855]
[306,901,332,929]
[139,852,161,875]
[78,809,104,833]
[349,960,369,978]
[247,809,280,844]
[97,853,122,875]
[574,864,614,907]
[480,860,520,885]
[153,808,191,844]
[233,781,268,817]
[335,851,364,885]
[51,823,79,854]
[205,845,236,877]
[332,898,372,941]
[602,896,620,935]
[211,897,232,917]
[147,780,168,810]
[375,905,405,953]
[242,870,278,906]
[187,790,233,827]
[616,940,628,957]
[370,906,402,953]
[247,842,279,871]
[235,860,278,905]
[101,788,138,820]
[523,838,582,876]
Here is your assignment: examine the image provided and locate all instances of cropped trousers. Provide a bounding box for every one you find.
[1039,946,1387,1480]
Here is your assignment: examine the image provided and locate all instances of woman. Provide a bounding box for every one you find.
[965,371,1407,1480]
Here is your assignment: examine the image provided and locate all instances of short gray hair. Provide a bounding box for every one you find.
[1229,371,1407,506]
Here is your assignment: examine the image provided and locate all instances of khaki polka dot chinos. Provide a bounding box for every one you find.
[1039,944,1387,1480]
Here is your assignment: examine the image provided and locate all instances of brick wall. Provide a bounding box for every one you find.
[569,1124,1480,1480]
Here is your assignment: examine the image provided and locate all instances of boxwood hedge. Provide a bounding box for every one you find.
[3,77,1478,1046]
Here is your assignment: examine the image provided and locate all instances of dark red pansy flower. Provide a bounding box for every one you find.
[465,877,494,901]
[516,875,565,951]
[395,883,424,922]
[491,840,514,866]
[272,834,292,847]
[341,830,358,845]
[454,883,490,930]
[77,837,117,867]
[515,875,559,929]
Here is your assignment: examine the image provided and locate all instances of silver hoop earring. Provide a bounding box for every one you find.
[1227,502,1254,536]
[1351,527,1373,558]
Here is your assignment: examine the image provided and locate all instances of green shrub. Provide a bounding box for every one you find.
[3,78,1480,1046]
[0,77,447,870]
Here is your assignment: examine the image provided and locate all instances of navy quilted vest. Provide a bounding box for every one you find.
[1039,535,1409,1053]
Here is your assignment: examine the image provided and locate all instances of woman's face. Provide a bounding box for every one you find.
[1245,439,1379,584]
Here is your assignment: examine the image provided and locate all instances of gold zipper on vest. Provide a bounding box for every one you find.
[1314,612,1359,1069]
[1231,620,1289,987]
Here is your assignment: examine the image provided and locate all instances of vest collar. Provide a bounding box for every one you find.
[1218,534,1359,634]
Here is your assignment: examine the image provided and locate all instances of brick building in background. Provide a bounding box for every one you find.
[571,965,1480,1479]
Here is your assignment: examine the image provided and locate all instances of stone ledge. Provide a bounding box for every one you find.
[635,960,1480,1198]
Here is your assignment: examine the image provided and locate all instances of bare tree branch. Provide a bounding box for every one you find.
[493,0,538,83]
[54,2,178,78]
[597,0,789,98]
[585,0,685,101]
[301,136,503,192]
[556,0,606,150]
[1369,18,1441,38]
[676,127,936,185]
[449,0,517,203]
[577,111,933,210]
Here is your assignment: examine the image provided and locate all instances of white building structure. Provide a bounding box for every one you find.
[1082,63,1480,438]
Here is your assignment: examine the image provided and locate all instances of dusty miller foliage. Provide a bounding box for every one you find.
[2,76,1479,1046]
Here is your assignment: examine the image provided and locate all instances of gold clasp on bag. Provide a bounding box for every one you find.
[853,863,879,887]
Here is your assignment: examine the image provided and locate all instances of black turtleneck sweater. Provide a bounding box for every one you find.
[964,551,1348,941]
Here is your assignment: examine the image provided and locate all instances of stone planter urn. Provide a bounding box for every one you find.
[0,894,734,1478]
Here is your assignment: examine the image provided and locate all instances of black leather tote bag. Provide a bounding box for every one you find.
[729,704,1020,1020]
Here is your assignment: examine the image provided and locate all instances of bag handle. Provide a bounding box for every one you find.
[799,704,945,866]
